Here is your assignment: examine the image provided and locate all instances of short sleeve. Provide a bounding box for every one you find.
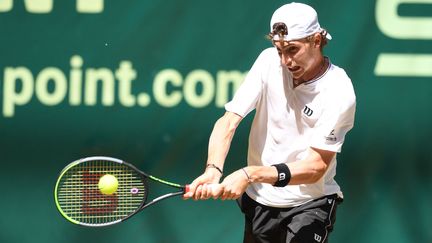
[225,49,272,117]
[309,93,356,153]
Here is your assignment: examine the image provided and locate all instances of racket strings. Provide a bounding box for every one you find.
[56,160,147,225]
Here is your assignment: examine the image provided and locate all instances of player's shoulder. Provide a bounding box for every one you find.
[250,47,281,71]
[258,47,279,61]
[261,47,278,55]
[327,64,353,88]
[324,63,356,104]
[327,63,351,82]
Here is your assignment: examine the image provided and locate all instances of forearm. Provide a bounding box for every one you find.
[206,112,241,170]
[285,159,328,184]
[217,148,333,200]
[244,148,334,185]
[242,166,278,184]
[184,112,242,200]
[244,162,326,185]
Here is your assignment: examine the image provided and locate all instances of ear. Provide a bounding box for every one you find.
[313,33,322,48]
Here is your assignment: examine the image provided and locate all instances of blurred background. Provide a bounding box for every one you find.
[0,0,431,242]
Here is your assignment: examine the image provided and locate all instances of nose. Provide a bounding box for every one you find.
[281,53,292,66]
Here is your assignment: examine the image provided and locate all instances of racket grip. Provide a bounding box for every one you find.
[184,184,190,193]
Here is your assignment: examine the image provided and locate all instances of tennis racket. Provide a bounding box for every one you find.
[54,156,192,227]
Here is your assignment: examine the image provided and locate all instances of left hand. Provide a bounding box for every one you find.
[218,168,250,200]
[183,169,222,200]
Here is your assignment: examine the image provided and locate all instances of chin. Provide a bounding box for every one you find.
[292,73,304,80]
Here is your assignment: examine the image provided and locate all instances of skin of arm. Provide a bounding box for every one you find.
[183,111,243,200]
[218,147,336,200]
[205,35,336,200]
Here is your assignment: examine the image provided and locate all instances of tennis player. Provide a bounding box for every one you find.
[184,2,356,242]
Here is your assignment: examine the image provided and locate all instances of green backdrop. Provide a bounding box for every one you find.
[1,0,431,242]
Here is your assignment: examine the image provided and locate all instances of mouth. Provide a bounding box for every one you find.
[288,66,301,73]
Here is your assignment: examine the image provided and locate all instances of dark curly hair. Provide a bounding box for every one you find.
[267,22,288,40]
[267,22,329,51]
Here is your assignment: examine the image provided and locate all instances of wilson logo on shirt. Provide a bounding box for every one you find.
[303,106,313,116]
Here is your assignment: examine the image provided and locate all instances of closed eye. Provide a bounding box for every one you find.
[277,46,299,56]
[286,46,299,54]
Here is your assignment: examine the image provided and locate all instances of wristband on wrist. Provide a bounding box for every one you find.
[206,163,223,176]
[272,163,291,187]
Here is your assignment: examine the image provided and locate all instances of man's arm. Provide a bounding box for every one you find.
[218,147,336,200]
[206,111,243,173]
[183,111,243,200]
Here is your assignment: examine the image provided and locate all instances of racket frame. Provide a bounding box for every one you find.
[54,156,186,227]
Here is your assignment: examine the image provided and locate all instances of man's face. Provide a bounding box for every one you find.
[273,35,322,81]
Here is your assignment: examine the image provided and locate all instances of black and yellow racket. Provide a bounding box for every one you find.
[54,156,190,227]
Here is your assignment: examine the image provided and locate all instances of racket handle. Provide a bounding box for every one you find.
[183,184,219,194]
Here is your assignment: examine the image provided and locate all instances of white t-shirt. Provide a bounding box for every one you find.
[225,47,356,207]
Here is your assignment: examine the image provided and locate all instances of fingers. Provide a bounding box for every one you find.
[217,169,249,200]
[184,168,249,201]
[210,184,224,199]
[220,185,243,200]
[195,184,222,200]
[193,184,203,200]
[183,177,205,199]
[183,181,198,199]
[185,181,242,200]
[183,181,221,200]
[184,169,224,200]
[198,184,210,200]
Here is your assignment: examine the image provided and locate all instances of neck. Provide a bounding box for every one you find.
[293,56,328,87]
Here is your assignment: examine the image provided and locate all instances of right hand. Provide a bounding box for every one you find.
[183,169,223,200]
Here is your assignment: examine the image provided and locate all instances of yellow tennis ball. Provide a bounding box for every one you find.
[98,174,118,195]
